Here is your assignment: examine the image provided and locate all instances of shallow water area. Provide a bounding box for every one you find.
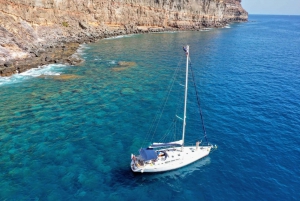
[0,15,300,200]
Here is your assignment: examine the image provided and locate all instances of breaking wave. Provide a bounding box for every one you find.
[0,64,68,86]
[104,34,135,40]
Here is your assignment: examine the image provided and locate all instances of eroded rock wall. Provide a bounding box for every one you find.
[0,0,247,76]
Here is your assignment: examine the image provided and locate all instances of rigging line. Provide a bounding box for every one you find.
[173,119,178,141]
[142,55,184,147]
[168,65,186,142]
[171,120,176,141]
[158,122,172,142]
[169,62,185,138]
[150,65,180,142]
[164,118,176,139]
[149,55,184,139]
[157,117,176,142]
[189,57,209,144]
[158,122,174,142]
[158,59,186,141]
[143,67,179,143]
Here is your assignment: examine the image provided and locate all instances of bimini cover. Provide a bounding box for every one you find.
[150,140,183,148]
[139,148,157,161]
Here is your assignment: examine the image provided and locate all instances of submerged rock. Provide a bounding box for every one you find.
[111,61,136,71]
[53,74,81,80]
[118,61,136,67]
[120,88,135,95]
[38,74,81,80]
[39,74,81,80]
[111,67,129,72]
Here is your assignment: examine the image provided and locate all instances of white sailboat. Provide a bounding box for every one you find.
[130,45,216,173]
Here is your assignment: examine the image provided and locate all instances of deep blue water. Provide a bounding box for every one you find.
[0,15,300,200]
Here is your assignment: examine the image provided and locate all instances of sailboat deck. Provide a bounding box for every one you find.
[131,146,212,173]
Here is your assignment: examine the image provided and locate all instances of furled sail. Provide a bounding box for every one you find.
[149,140,183,148]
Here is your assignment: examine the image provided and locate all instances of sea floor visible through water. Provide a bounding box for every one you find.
[0,15,300,200]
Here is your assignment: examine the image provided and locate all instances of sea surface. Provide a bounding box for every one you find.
[0,15,299,200]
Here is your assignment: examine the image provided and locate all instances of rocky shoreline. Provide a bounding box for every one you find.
[0,0,248,77]
[0,43,81,77]
[0,22,247,77]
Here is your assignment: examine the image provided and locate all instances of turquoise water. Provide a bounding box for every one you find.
[0,15,300,200]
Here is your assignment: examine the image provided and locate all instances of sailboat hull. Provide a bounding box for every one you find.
[131,146,212,173]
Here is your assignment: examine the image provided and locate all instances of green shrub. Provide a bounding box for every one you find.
[62,22,69,27]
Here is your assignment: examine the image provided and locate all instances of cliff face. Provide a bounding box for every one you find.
[0,0,247,76]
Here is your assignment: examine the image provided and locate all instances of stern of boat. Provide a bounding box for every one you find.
[130,155,144,173]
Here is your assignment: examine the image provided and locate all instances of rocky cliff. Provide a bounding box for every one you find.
[0,0,247,76]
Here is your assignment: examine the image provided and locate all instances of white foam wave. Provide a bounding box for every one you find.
[104,34,134,40]
[108,60,116,64]
[0,64,67,86]
[75,43,89,55]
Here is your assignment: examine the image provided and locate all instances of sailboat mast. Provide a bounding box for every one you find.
[182,45,189,146]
